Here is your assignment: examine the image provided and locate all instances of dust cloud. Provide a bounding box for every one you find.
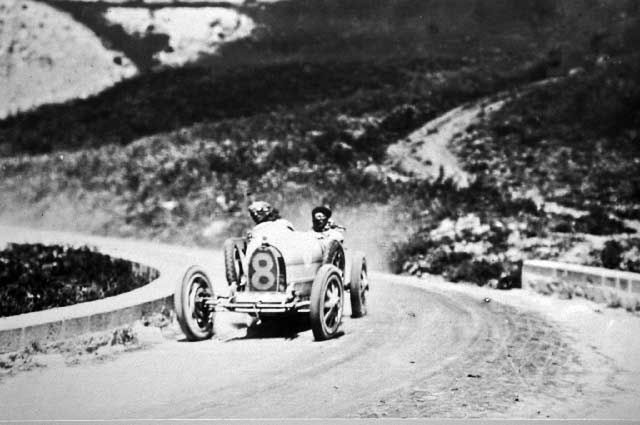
[280,200,415,272]
[0,189,416,272]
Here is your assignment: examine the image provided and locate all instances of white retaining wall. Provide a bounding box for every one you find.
[0,225,225,354]
[522,259,640,306]
[0,259,164,353]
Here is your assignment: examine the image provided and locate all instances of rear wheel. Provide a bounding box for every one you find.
[322,240,345,273]
[224,237,246,286]
[174,266,214,341]
[310,264,344,341]
[349,252,368,318]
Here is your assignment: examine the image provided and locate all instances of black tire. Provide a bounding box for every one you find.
[322,239,345,272]
[223,237,246,286]
[174,266,214,341]
[310,264,344,341]
[349,251,368,318]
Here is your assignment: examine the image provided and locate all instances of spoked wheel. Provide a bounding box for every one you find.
[322,240,345,273]
[310,264,344,341]
[223,238,246,287]
[349,251,369,318]
[174,266,215,341]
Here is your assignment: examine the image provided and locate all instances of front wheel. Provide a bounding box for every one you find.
[174,266,214,341]
[349,252,369,318]
[310,264,344,341]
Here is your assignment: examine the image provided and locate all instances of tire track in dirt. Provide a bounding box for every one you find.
[167,283,482,419]
[0,227,618,419]
[353,297,581,418]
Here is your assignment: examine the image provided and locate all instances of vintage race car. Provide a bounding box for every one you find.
[174,220,369,341]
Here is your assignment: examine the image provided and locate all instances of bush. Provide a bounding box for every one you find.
[600,240,629,269]
[0,244,148,317]
[574,207,633,235]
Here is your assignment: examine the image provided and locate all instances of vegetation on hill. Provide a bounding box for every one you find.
[394,50,640,287]
[0,53,562,245]
[1,0,639,292]
[0,59,450,155]
[597,238,640,273]
[453,52,640,217]
[0,244,149,317]
[4,0,636,155]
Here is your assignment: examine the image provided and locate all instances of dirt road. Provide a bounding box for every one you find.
[0,280,571,419]
[0,229,638,419]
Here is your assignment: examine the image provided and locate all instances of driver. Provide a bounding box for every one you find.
[248,201,294,230]
[311,205,345,242]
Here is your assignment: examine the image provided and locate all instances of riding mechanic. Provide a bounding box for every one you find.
[311,205,345,243]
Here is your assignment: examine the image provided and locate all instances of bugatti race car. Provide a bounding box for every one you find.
[174,220,369,341]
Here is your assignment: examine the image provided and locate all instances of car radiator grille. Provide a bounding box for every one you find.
[248,246,285,292]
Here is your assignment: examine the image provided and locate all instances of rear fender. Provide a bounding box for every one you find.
[344,249,352,288]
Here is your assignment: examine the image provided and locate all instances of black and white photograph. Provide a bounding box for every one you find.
[0,0,639,421]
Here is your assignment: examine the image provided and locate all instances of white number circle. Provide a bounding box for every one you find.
[251,252,275,290]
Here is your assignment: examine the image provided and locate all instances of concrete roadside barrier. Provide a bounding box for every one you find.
[0,259,165,353]
[0,225,225,353]
[522,259,640,310]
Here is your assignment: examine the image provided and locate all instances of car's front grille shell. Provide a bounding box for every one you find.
[247,245,286,292]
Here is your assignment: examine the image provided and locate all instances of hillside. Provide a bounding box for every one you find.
[0,58,538,242]
[1,0,639,288]
[2,0,636,154]
[394,51,640,289]
[0,0,136,118]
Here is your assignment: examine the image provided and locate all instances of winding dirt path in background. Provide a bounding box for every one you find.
[385,100,504,187]
[384,78,563,188]
[0,228,637,419]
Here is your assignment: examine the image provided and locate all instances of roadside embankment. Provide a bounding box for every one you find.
[0,225,225,353]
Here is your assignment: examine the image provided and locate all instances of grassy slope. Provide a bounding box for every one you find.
[2,0,618,156]
[454,53,640,215]
[394,50,640,285]
[0,60,539,244]
[1,0,639,278]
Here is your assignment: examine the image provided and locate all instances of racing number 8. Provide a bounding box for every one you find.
[250,252,276,290]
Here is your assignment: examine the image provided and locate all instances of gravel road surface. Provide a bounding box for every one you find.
[0,227,638,419]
